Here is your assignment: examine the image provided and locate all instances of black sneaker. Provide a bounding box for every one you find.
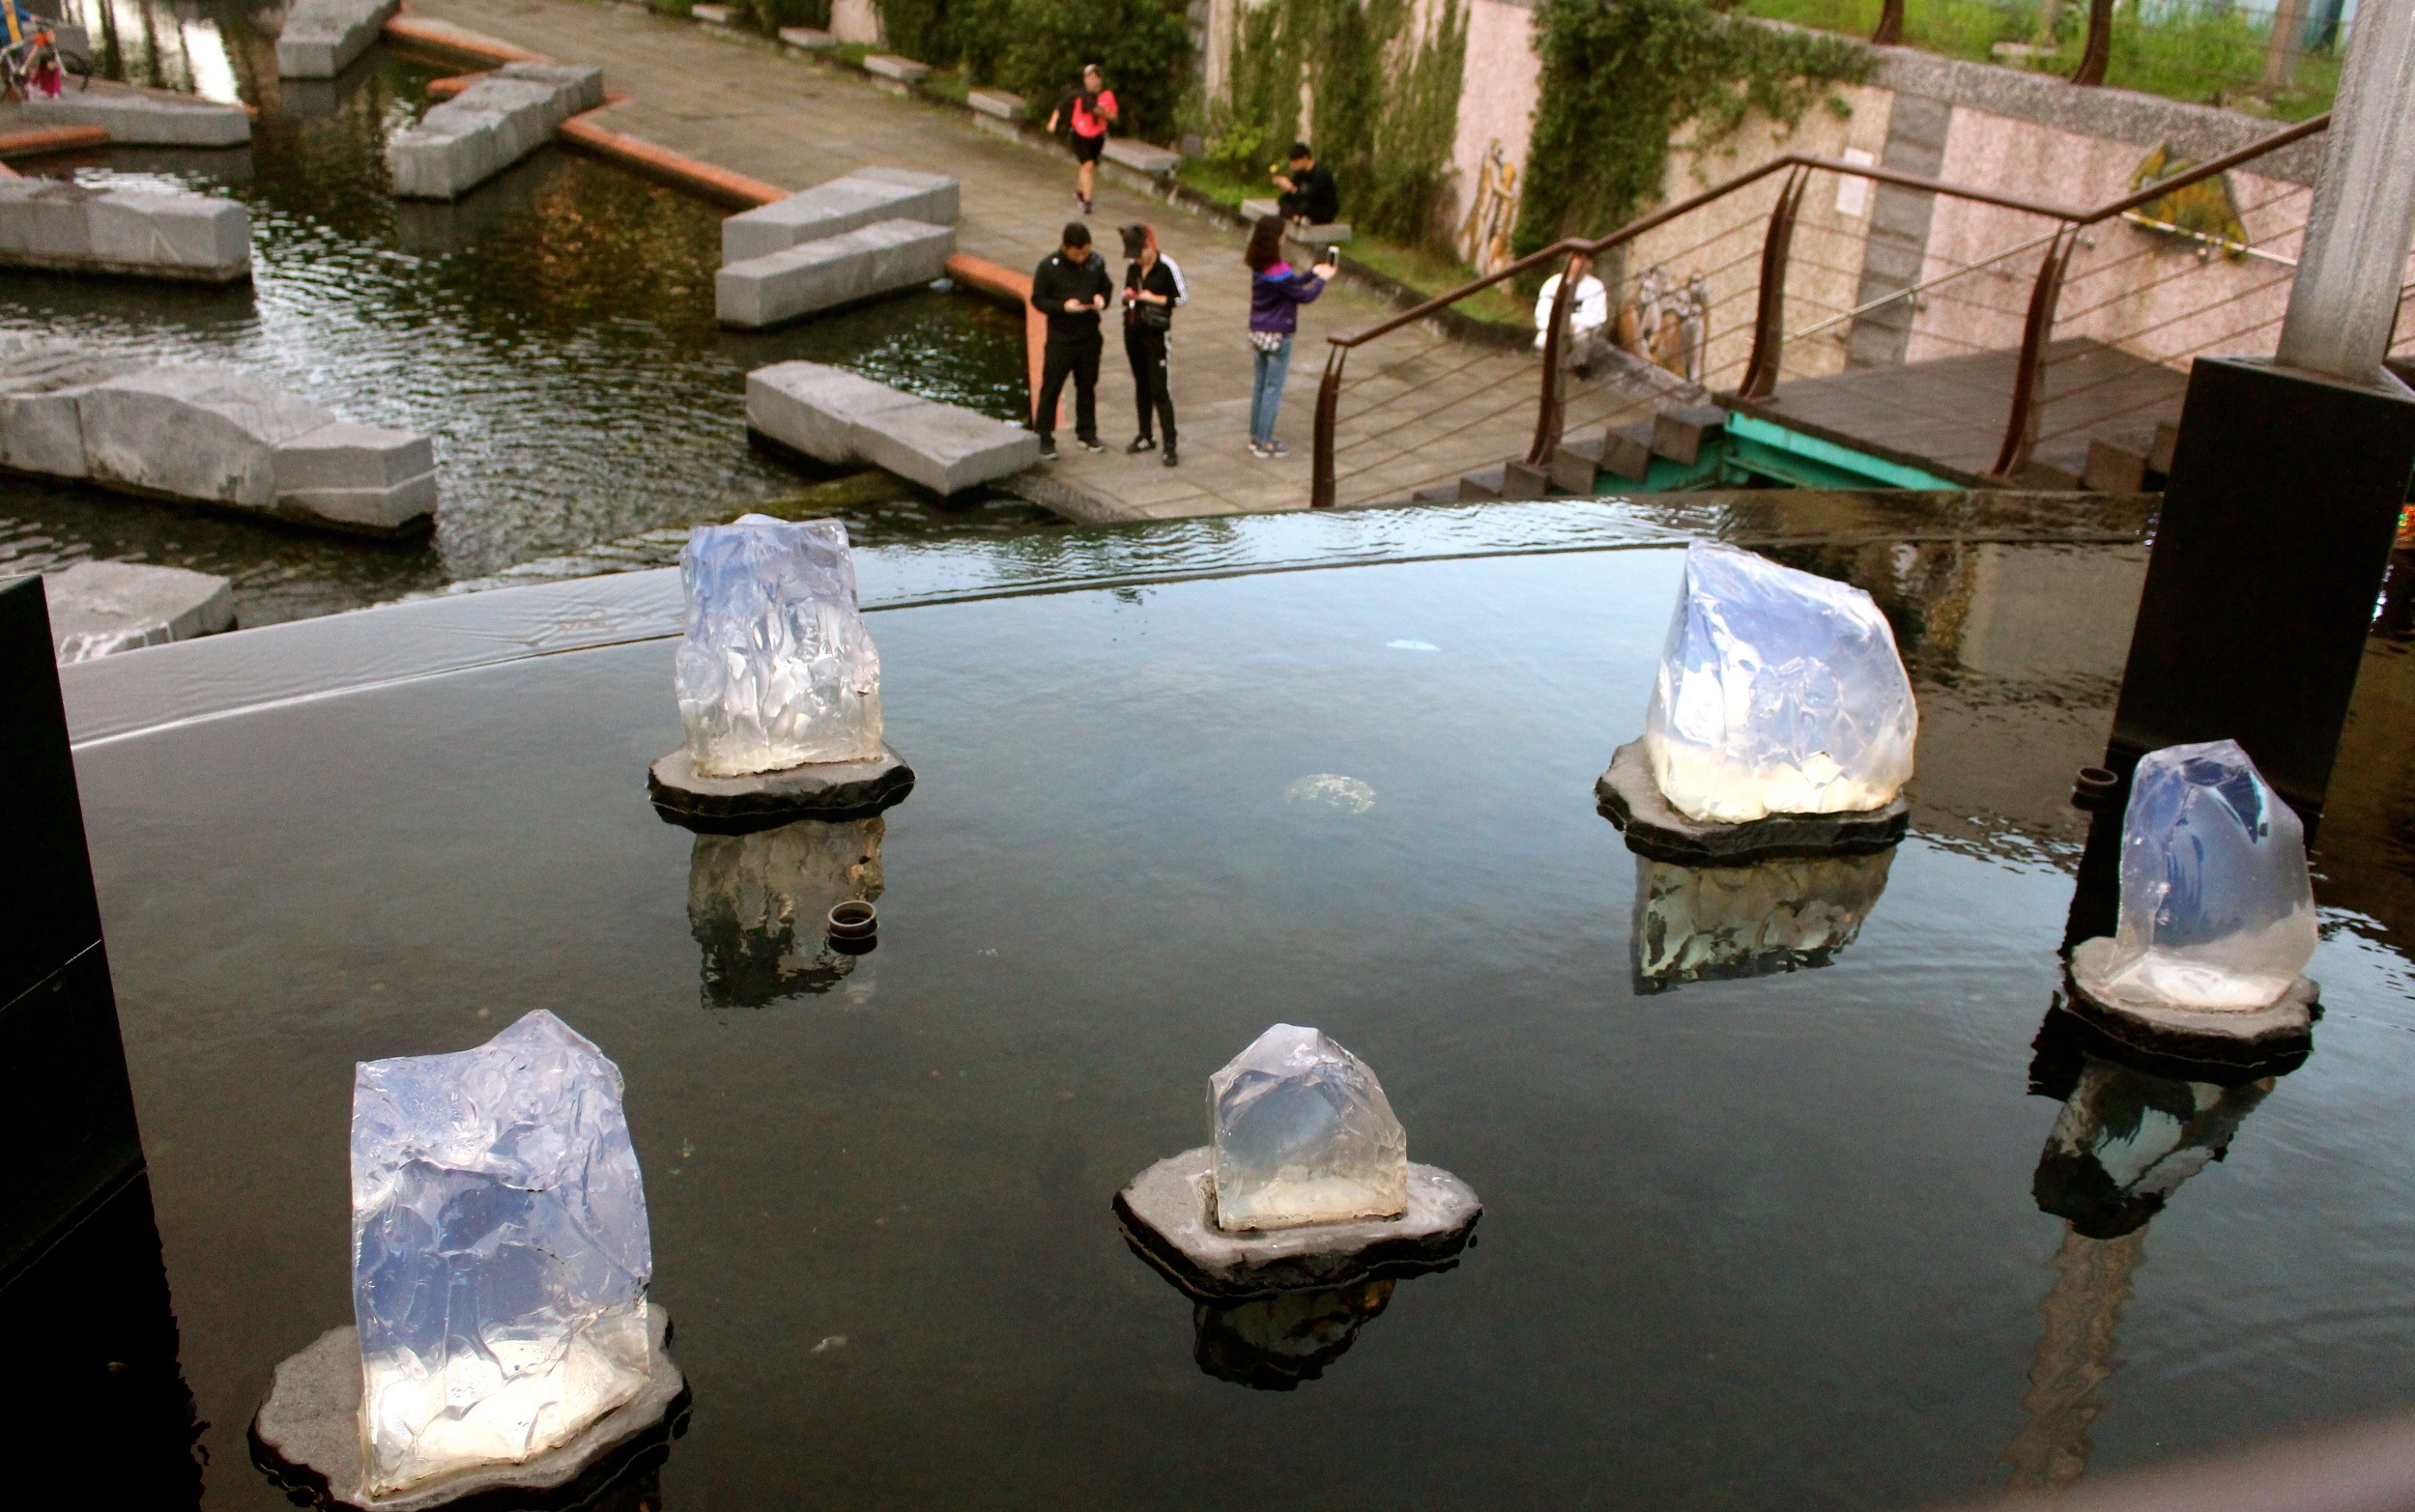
[1078,437,1106,454]
[1126,435,1156,454]
[1163,448,1178,468]
[1037,442,1059,461]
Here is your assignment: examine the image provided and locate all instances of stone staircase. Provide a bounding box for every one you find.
[1430,402,1735,503]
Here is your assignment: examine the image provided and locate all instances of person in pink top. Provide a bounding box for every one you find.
[1045,64,1117,216]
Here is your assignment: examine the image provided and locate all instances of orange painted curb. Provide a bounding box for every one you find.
[0,126,109,158]
[423,74,474,99]
[556,112,787,209]
[946,253,1051,429]
[381,15,547,67]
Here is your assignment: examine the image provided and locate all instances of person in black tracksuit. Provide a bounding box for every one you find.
[1118,222,1186,467]
[1029,221,1114,459]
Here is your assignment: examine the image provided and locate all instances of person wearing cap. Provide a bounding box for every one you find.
[1029,220,1114,460]
[1045,64,1117,217]
[1118,222,1186,466]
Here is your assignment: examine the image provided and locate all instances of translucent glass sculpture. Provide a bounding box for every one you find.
[675,515,882,778]
[1209,1025,1408,1233]
[351,1011,654,1496]
[1643,541,1917,823]
[2096,739,2316,1010]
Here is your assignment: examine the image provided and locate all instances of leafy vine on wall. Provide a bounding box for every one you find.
[1211,0,1470,247]
[1514,0,1869,260]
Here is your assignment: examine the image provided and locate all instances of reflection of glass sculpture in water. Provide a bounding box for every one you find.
[351,1012,654,1496]
[2031,1049,2271,1240]
[688,816,884,1007]
[1209,1025,1408,1232]
[1631,847,1894,992]
[2098,740,2315,1010]
[1193,1280,1395,1389]
[1643,540,1917,823]
[675,515,883,778]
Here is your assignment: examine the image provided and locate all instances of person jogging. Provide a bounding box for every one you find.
[1119,222,1186,467]
[1029,221,1114,460]
[1244,214,1334,459]
[1045,64,1117,217]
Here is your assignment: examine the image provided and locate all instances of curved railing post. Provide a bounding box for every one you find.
[1312,341,1348,509]
[1527,249,1584,467]
[1994,225,2082,479]
[1738,166,1811,400]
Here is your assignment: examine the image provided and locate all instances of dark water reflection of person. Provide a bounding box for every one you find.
[686,816,883,1008]
[1999,1012,2277,1495]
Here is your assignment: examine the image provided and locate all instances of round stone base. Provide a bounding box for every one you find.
[1114,1147,1481,1301]
[249,1306,689,1512]
[649,743,914,833]
[2064,936,2318,1070]
[1594,739,1909,865]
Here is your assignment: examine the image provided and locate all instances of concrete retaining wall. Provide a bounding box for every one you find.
[717,218,954,328]
[0,348,436,534]
[276,0,399,79]
[24,90,251,147]
[748,360,1036,496]
[387,63,604,200]
[0,180,249,283]
[721,168,959,264]
[46,559,234,663]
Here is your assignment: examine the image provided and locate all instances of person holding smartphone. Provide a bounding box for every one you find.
[1119,222,1187,466]
[1029,221,1114,459]
[1243,214,1336,460]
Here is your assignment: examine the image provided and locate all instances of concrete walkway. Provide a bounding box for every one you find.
[407,0,1548,520]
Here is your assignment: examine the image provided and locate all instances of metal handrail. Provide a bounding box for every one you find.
[1309,112,2331,506]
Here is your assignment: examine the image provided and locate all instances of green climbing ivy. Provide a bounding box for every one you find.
[1513,0,1868,258]
[1209,0,1468,247]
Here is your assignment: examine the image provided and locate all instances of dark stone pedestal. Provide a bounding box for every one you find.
[1115,1147,1481,1300]
[2063,936,2317,1072]
[250,1307,688,1512]
[1594,740,1909,865]
[649,743,914,832]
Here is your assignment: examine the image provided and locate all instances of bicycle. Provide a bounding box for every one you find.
[0,23,91,101]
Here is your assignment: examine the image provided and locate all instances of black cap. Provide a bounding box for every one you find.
[1119,223,1147,257]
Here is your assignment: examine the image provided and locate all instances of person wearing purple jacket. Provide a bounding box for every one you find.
[1243,215,1337,459]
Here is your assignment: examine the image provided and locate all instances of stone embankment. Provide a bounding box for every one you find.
[0,347,437,535]
[388,63,605,199]
[45,559,235,662]
[717,168,957,328]
[277,0,400,78]
[24,89,251,147]
[748,361,1035,496]
[0,179,249,282]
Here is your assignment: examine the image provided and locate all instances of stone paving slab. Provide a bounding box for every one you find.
[278,0,399,78]
[24,87,250,147]
[415,0,1543,521]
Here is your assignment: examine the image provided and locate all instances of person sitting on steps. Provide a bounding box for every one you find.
[1029,221,1114,461]
[1272,142,1338,228]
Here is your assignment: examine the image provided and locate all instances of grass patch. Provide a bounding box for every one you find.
[1737,0,2338,118]
[918,67,972,104]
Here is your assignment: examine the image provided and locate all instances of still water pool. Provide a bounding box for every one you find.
[0,0,1052,626]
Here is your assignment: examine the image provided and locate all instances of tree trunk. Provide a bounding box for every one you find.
[2264,0,2312,92]
[2070,0,2113,85]
[1871,0,1904,46]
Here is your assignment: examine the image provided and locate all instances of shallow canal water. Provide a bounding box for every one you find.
[0,0,1054,625]
[56,499,2415,1510]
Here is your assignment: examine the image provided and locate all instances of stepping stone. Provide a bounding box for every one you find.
[276,0,398,78]
[44,559,234,663]
[25,90,250,148]
[716,217,954,328]
[721,167,957,264]
[386,63,603,200]
[0,179,250,283]
[747,359,1038,496]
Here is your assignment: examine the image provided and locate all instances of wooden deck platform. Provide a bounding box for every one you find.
[1727,337,2189,488]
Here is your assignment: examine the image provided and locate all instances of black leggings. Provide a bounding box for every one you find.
[1124,323,1175,448]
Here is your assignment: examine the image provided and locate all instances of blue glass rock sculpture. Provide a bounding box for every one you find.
[675,515,883,778]
[1210,1025,1408,1233]
[351,1011,654,1496]
[2096,740,2316,1010]
[1643,541,1917,824]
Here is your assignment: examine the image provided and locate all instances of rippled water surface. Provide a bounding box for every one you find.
[0,0,1053,624]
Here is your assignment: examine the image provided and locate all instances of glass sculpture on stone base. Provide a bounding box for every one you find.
[248,1013,686,1510]
[1114,1024,1481,1301]
[1597,542,1916,863]
[2066,740,2319,1062]
[648,516,913,830]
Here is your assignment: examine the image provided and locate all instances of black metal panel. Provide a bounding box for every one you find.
[0,575,103,1006]
[2106,357,2415,817]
